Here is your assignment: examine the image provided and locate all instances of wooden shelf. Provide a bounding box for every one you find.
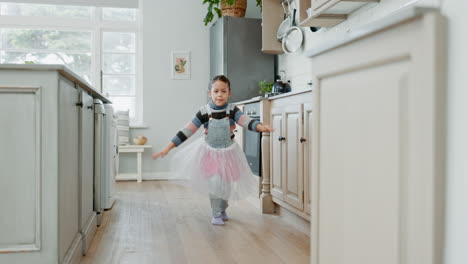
[298,0,379,27]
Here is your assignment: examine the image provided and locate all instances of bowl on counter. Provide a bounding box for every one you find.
[133,136,147,145]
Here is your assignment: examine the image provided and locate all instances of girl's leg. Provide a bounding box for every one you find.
[209,194,224,218]
[220,200,229,221]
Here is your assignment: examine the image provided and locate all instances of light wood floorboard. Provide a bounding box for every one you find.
[80,181,310,264]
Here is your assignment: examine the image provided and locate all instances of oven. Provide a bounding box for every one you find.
[243,102,262,176]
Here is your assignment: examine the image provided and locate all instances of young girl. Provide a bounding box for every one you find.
[152,75,273,225]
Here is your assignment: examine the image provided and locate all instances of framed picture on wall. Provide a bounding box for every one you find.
[171,51,191,80]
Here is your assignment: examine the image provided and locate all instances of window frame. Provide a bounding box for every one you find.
[0,3,143,125]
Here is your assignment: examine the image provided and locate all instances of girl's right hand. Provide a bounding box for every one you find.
[152,150,168,160]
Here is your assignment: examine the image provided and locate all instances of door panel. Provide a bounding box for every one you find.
[270,107,284,200]
[303,103,312,215]
[58,79,80,261]
[80,91,94,229]
[284,104,303,210]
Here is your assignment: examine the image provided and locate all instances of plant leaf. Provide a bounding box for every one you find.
[214,7,221,17]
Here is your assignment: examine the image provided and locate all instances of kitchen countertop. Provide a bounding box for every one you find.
[234,89,313,105]
[0,64,111,103]
[267,88,312,100]
[234,96,265,105]
[306,6,437,58]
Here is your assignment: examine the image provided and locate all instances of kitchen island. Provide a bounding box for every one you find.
[0,64,110,264]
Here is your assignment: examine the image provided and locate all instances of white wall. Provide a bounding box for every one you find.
[120,0,261,178]
[279,0,468,263]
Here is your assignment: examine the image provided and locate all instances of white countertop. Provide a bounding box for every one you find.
[306,6,438,58]
[234,89,313,105]
[266,88,312,100]
[0,63,111,103]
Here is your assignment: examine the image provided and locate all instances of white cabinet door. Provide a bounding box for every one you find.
[311,11,446,264]
[80,91,94,230]
[303,103,313,215]
[58,79,80,262]
[284,104,304,210]
[270,106,284,200]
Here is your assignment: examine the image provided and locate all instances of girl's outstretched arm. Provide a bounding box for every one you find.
[152,142,176,160]
[256,123,274,133]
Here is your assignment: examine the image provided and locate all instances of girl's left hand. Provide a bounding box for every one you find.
[256,124,274,133]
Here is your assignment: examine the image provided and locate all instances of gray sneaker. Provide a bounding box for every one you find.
[211,217,224,225]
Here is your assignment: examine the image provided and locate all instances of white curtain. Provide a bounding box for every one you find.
[1,0,139,8]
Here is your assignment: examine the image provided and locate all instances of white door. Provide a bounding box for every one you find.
[284,104,304,210]
[270,106,285,200]
[80,91,95,229]
[303,103,313,215]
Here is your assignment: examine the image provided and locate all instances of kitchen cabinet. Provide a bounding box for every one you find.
[298,0,379,27]
[261,0,284,54]
[266,91,312,219]
[0,64,110,264]
[308,8,445,264]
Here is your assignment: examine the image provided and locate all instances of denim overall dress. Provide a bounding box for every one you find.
[205,105,232,217]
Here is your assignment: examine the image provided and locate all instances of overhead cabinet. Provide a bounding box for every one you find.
[297,0,380,27]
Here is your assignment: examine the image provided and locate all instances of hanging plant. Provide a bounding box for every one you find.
[202,0,262,26]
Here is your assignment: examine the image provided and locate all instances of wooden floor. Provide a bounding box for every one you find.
[80,181,310,264]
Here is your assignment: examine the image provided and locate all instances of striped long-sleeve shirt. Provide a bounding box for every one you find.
[171,101,261,147]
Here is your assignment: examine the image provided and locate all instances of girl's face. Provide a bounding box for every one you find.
[209,80,231,106]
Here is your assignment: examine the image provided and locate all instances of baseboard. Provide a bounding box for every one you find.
[115,172,189,181]
[272,197,311,237]
[81,212,97,256]
[62,233,83,264]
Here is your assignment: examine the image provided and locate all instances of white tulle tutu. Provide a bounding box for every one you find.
[170,137,256,200]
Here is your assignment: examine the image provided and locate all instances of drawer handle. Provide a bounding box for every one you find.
[300,137,306,143]
[278,136,286,141]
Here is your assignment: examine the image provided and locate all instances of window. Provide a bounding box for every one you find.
[0,3,92,18]
[102,31,137,120]
[0,2,142,124]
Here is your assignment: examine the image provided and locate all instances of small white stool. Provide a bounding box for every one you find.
[116,145,152,183]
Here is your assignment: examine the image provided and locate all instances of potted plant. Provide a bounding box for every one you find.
[258,80,273,96]
[203,0,262,26]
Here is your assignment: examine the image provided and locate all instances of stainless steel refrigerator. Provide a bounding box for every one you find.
[210,17,274,103]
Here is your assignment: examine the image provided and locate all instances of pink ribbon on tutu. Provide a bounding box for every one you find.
[201,152,241,182]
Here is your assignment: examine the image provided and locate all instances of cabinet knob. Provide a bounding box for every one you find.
[87,105,93,110]
[278,136,286,141]
[300,137,307,143]
[76,102,83,108]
